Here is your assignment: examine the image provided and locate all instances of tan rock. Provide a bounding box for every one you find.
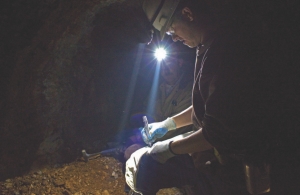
[102,190,110,195]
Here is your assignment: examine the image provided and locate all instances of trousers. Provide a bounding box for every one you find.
[135,154,213,195]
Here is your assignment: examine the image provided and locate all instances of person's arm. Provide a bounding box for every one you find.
[170,128,213,154]
[171,105,193,128]
[147,128,213,164]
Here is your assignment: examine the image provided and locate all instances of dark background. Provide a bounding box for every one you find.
[0,0,195,180]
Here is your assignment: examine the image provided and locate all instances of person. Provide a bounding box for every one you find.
[124,48,195,159]
[125,0,300,194]
[103,47,194,160]
[121,46,195,195]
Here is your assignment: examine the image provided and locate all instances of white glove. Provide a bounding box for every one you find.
[147,131,195,163]
[147,139,176,164]
[141,117,176,145]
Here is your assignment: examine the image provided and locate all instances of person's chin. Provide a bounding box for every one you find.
[183,41,196,48]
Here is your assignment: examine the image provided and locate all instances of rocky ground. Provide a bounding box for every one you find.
[0,156,182,195]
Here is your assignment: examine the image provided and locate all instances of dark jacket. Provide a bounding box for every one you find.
[192,29,299,163]
[191,26,300,193]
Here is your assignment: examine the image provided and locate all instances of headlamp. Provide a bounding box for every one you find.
[154,47,167,61]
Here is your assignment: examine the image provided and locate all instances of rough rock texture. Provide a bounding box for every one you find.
[0,156,183,195]
[0,0,150,180]
[0,157,127,195]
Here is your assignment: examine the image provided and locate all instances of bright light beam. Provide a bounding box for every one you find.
[154,48,166,61]
[146,60,161,118]
[117,44,145,134]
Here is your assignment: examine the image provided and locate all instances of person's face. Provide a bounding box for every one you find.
[167,20,199,48]
[166,7,202,48]
[161,59,181,85]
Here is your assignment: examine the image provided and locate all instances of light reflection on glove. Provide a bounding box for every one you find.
[147,139,176,164]
[141,117,176,145]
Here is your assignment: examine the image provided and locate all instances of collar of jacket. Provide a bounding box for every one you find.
[196,38,215,56]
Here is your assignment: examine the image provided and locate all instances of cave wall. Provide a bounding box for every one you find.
[1,0,299,182]
[0,0,149,180]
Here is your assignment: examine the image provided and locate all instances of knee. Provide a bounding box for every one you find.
[124,144,144,160]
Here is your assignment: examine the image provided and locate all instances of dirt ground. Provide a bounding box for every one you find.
[0,156,182,195]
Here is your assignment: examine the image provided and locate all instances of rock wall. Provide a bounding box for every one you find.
[0,0,150,180]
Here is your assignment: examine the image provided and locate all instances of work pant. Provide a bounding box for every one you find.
[134,153,250,195]
[131,147,300,195]
[135,154,213,195]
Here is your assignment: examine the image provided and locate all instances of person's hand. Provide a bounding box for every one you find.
[147,139,176,163]
[141,117,176,145]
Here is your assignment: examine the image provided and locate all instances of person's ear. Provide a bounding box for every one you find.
[181,7,193,22]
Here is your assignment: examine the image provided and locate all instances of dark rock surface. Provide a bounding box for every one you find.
[0,0,153,180]
[0,156,127,195]
[0,156,182,195]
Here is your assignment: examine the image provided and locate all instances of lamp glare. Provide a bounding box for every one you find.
[155,48,166,61]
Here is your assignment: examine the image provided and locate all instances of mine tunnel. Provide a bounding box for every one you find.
[0,0,196,194]
[0,0,299,194]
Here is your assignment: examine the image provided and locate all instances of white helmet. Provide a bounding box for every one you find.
[142,0,180,40]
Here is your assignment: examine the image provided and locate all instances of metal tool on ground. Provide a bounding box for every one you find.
[82,149,99,162]
[82,147,126,162]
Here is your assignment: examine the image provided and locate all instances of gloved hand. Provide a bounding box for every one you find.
[147,139,176,164]
[141,117,176,145]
